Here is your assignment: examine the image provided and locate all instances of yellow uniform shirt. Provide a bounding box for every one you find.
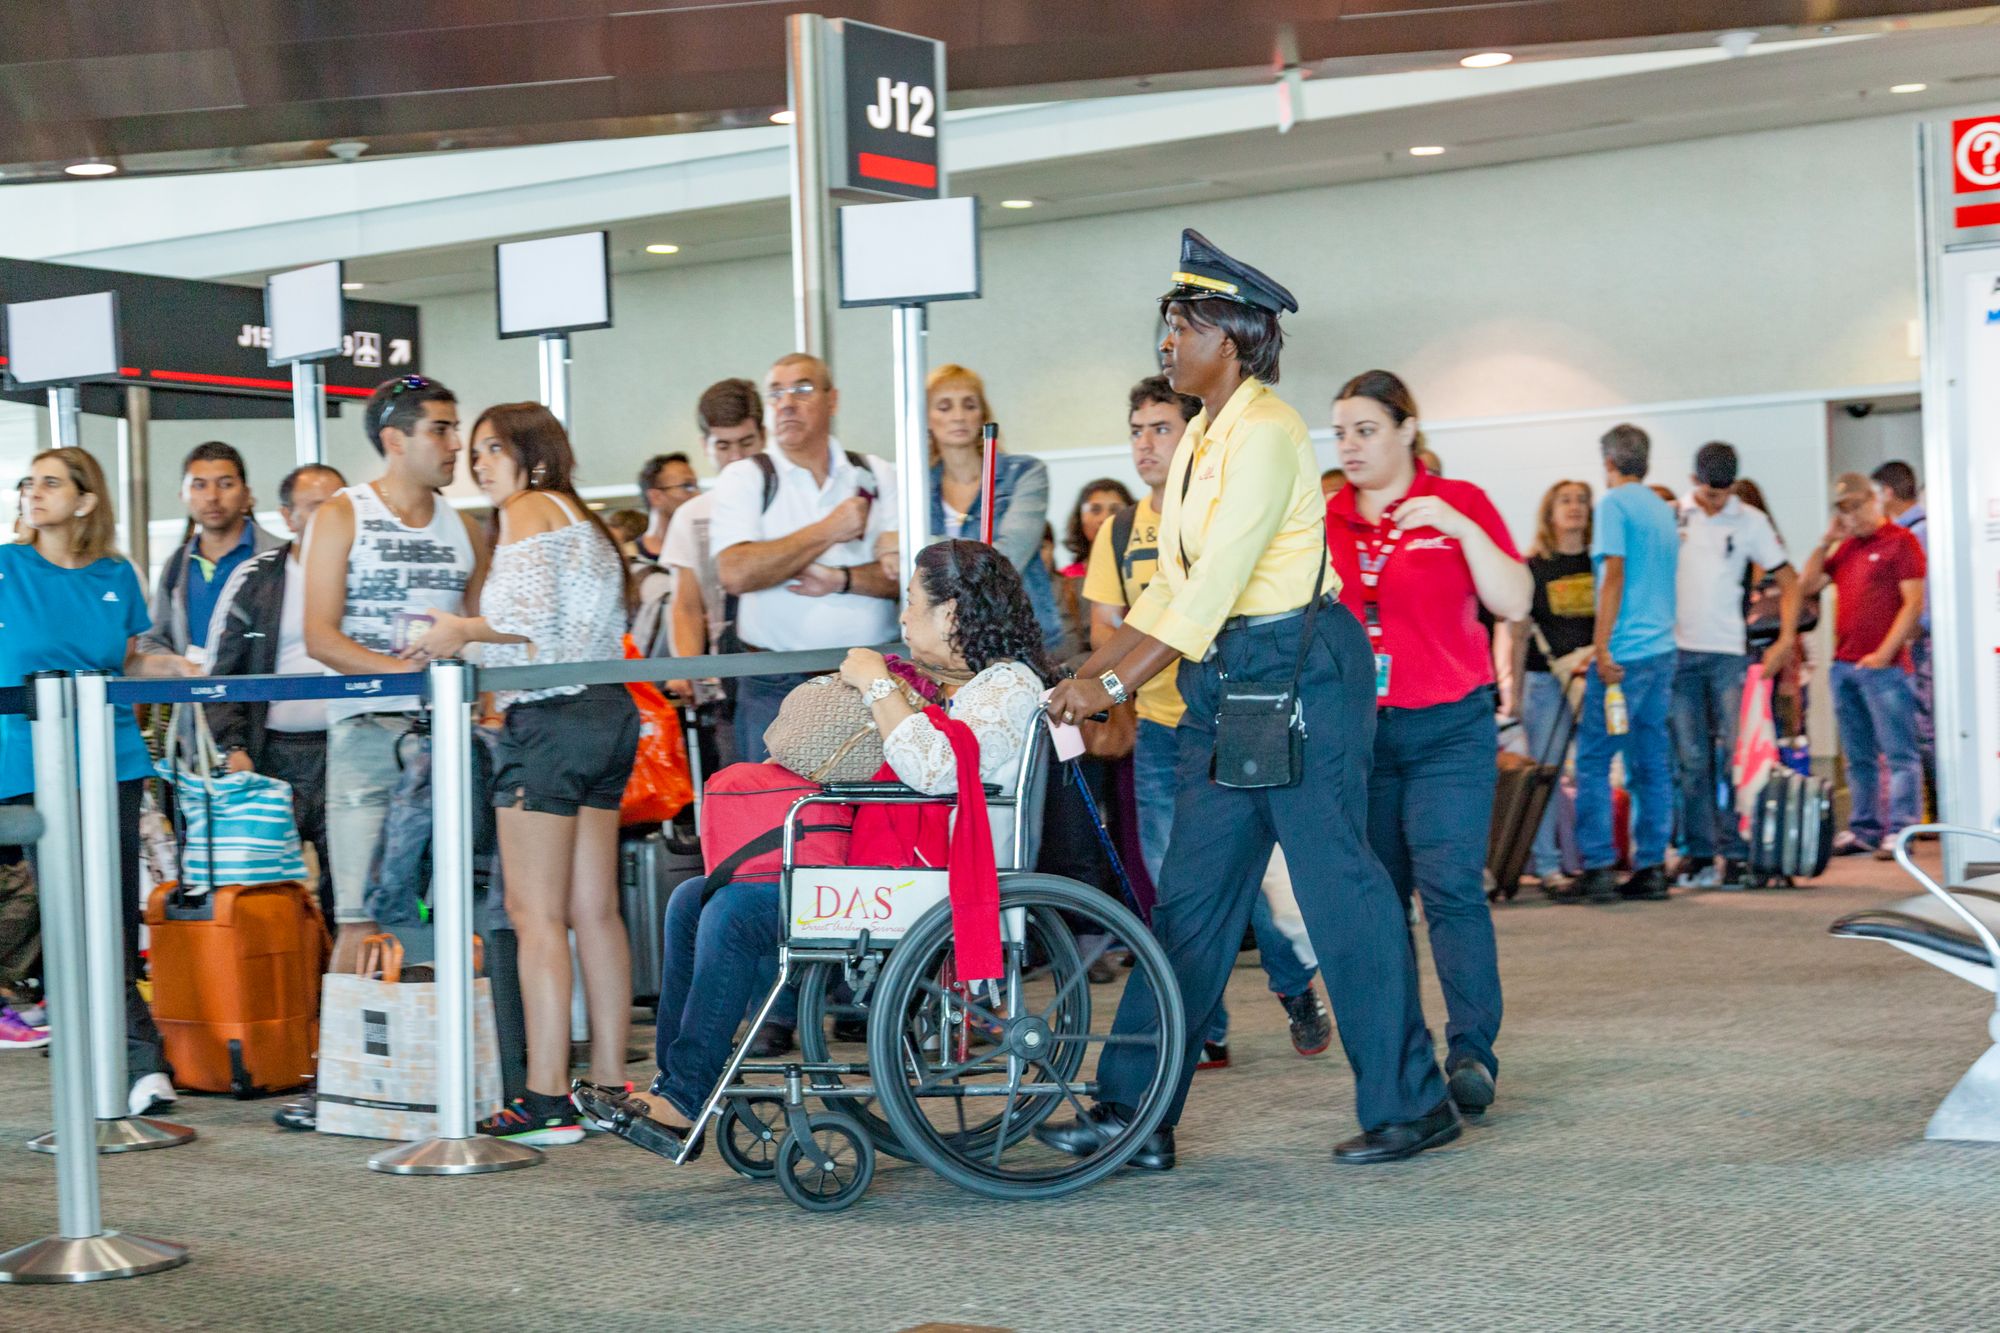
[1083,497,1184,728]
[1125,377,1338,662]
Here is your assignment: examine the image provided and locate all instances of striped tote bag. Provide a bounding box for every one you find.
[156,705,308,893]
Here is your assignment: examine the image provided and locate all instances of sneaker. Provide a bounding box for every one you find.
[744,1021,796,1059]
[1279,986,1332,1057]
[1618,865,1671,901]
[273,1093,317,1132]
[478,1091,584,1147]
[13,1001,46,1028]
[1549,868,1620,905]
[0,1006,50,1050]
[1677,862,1721,889]
[128,1072,176,1117]
[1196,1040,1230,1071]
[1831,831,1877,857]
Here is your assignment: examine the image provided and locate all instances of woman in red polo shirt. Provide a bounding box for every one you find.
[1328,370,1532,1118]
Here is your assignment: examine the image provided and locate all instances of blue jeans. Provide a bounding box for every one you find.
[1829,661,1922,843]
[1137,718,1315,1043]
[1576,651,1676,871]
[1669,651,1749,862]
[1369,688,1502,1076]
[733,668,821,765]
[1519,672,1572,876]
[652,875,784,1119]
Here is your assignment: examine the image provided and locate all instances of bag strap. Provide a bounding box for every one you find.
[1109,504,1139,591]
[702,822,852,902]
[359,932,404,983]
[754,454,778,512]
[1284,557,1328,693]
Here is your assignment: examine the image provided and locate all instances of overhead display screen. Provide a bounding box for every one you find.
[495,232,612,338]
[3,291,121,389]
[266,261,345,365]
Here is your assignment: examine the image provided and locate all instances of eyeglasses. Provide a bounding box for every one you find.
[376,374,434,432]
[652,480,700,495]
[767,383,821,401]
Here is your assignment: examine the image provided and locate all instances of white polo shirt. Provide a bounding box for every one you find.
[709,438,899,651]
[1674,494,1788,655]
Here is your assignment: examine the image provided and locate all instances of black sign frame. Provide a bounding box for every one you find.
[825,20,946,202]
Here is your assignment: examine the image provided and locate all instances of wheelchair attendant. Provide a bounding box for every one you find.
[578,540,1054,1160]
[1039,229,1461,1167]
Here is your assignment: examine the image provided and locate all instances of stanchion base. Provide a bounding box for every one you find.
[367,1134,543,1175]
[0,1231,189,1284]
[26,1117,197,1155]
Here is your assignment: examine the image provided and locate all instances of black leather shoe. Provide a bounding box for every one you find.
[1446,1056,1496,1116]
[1332,1098,1463,1164]
[1618,865,1670,901]
[745,1021,796,1059]
[1034,1104,1175,1171]
[1548,867,1620,905]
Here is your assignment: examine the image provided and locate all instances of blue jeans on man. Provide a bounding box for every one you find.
[1575,651,1676,870]
[1669,651,1749,864]
[1134,717,1315,1044]
[1828,661,1922,845]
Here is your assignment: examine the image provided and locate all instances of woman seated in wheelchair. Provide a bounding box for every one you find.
[575,539,1055,1159]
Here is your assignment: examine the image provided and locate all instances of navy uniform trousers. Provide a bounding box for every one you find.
[1096,600,1446,1132]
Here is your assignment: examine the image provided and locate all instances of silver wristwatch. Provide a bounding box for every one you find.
[864,676,901,705]
[1099,670,1129,706]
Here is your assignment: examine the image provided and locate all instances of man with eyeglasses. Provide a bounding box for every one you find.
[303,374,488,972]
[634,452,700,566]
[712,353,900,766]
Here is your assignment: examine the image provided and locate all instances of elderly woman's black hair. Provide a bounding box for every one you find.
[916,539,1059,683]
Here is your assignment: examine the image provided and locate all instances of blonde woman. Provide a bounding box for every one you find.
[1514,479,1596,888]
[0,449,197,1104]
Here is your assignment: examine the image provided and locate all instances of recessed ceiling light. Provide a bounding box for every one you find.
[770,109,795,125]
[645,243,681,255]
[1409,146,1446,157]
[1890,83,1928,94]
[999,199,1035,210]
[1460,52,1512,68]
[341,281,364,291]
[64,160,118,177]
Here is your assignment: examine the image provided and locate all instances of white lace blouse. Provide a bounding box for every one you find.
[477,500,628,710]
[881,659,1045,865]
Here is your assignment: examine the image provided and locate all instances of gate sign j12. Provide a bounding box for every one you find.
[836,21,943,200]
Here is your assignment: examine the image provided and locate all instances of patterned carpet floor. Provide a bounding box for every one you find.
[3,845,1995,1332]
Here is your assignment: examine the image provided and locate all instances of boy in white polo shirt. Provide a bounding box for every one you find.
[1670,442,1802,887]
[711,352,900,763]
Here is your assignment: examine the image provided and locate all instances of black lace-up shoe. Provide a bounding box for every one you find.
[1280,986,1331,1057]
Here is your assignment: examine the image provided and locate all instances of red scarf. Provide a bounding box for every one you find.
[847,704,1003,980]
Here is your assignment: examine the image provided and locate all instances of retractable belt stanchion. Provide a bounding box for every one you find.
[369,658,541,1175]
[30,670,195,1155]
[1,673,188,1284]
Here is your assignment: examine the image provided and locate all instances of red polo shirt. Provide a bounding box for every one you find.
[1327,464,1521,710]
[1823,520,1925,669]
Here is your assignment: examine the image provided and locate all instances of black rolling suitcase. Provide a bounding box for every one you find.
[1744,769,1833,887]
[1487,657,1582,903]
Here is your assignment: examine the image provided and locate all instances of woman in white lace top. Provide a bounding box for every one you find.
[411,403,641,1146]
[577,540,1057,1158]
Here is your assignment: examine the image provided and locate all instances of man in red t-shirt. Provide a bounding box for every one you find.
[1801,472,1927,857]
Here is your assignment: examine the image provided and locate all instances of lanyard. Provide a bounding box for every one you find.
[1352,500,1406,641]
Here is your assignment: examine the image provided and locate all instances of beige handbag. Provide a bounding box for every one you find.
[763,674,924,783]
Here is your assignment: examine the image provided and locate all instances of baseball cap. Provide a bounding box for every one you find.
[1831,473,1874,510]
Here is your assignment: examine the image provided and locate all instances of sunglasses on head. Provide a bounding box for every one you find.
[376,374,434,433]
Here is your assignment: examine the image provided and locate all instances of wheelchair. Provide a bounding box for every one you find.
[578,713,1185,1212]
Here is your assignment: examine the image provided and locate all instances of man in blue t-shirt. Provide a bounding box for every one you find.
[1551,423,1680,905]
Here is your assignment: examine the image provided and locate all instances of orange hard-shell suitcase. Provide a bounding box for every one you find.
[144,880,329,1096]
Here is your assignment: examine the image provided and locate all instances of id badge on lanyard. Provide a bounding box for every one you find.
[1357,518,1400,701]
[1362,602,1392,699]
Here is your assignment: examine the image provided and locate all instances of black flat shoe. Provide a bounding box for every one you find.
[745,1021,796,1059]
[569,1081,704,1163]
[1446,1056,1496,1117]
[1332,1098,1463,1165]
[1034,1104,1175,1171]
[1618,865,1670,901]
[1549,868,1621,905]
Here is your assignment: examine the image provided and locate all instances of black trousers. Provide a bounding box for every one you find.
[1096,602,1445,1132]
[261,730,332,925]
[4,779,164,1077]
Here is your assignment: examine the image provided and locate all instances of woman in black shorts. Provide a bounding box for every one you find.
[414,403,640,1146]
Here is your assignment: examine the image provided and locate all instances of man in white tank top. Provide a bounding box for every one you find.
[304,375,487,972]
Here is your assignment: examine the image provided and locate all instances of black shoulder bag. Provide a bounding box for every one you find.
[1210,558,1325,789]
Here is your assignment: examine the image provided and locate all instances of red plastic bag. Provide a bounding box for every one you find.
[620,636,693,826]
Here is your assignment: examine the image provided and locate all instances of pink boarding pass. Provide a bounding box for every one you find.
[1039,689,1086,762]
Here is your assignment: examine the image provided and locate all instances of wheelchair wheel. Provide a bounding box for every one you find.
[775,1111,874,1213]
[717,1099,783,1180]
[797,909,1085,1163]
[866,873,1184,1201]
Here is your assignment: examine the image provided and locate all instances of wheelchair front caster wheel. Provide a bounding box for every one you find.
[718,1100,784,1180]
[775,1111,874,1212]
